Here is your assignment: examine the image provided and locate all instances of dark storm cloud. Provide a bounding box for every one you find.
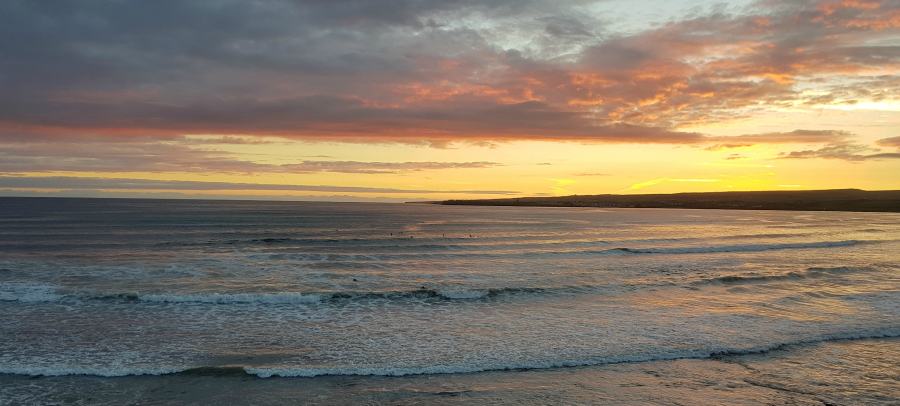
[0,0,543,94]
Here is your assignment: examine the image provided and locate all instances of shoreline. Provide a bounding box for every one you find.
[437,189,900,213]
[5,328,898,380]
[3,336,898,405]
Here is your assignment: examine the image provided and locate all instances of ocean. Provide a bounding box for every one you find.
[1,197,898,405]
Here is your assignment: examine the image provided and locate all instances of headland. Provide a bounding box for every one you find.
[437,189,900,212]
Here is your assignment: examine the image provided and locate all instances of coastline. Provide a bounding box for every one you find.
[437,189,900,212]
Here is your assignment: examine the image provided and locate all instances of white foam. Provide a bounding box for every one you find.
[139,292,322,304]
[0,282,63,303]
[0,365,187,377]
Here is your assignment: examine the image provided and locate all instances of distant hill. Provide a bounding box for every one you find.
[439,189,900,212]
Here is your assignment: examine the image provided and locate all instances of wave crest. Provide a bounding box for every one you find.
[611,240,864,255]
[140,292,323,304]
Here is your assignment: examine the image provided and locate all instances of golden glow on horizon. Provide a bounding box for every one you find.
[8,133,896,200]
[628,178,719,191]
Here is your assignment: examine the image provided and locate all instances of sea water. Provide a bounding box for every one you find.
[1,197,898,405]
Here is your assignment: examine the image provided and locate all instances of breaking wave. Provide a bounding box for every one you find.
[698,266,874,285]
[0,284,555,305]
[610,240,865,255]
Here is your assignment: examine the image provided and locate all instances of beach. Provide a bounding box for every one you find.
[2,197,899,405]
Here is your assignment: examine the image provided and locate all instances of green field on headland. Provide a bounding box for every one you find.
[438,189,900,212]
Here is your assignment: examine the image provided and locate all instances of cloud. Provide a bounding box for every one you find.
[0,176,519,195]
[802,75,900,108]
[0,189,431,203]
[0,140,265,173]
[0,97,709,144]
[281,160,501,174]
[702,129,853,151]
[1,0,898,146]
[710,129,853,144]
[778,142,900,161]
[0,137,501,173]
[184,136,278,145]
[876,136,900,149]
[704,143,754,151]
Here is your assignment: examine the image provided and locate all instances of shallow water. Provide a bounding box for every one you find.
[3,338,898,405]
[1,197,898,404]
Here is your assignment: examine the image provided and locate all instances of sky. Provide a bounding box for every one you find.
[1,0,899,202]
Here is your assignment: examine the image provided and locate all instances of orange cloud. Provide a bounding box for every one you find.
[818,0,881,15]
[762,73,796,84]
[815,0,900,29]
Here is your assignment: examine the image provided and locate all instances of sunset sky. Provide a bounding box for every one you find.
[1,0,899,202]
